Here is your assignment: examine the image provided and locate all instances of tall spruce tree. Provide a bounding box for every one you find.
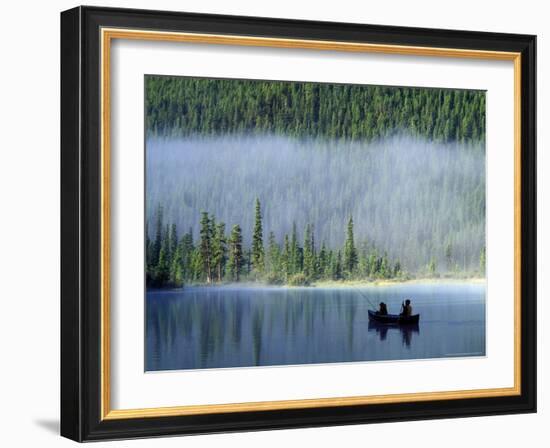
[267,231,280,278]
[180,228,194,282]
[169,223,178,258]
[252,198,265,272]
[169,243,183,286]
[199,211,214,283]
[343,216,358,277]
[290,222,301,274]
[318,243,328,279]
[332,250,343,280]
[227,224,244,281]
[211,222,227,282]
[303,223,315,280]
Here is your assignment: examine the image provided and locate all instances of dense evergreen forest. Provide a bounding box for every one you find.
[146,199,485,288]
[145,76,486,287]
[146,76,485,144]
[148,199,404,288]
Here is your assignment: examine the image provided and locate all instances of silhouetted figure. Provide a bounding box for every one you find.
[377,302,388,316]
[400,299,413,318]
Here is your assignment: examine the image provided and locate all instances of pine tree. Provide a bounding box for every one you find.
[252,198,265,272]
[290,222,299,275]
[266,231,281,278]
[303,223,315,281]
[343,216,358,278]
[168,223,178,258]
[199,211,214,283]
[394,259,402,278]
[211,221,227,282]
[380,252,390,278]
[180,228,194,282]
[169,244,184,286]
[332,250,343,280]
[280,234,291,280]
[368,248,379,277]
[227,224,244,281]
[318,243,328,278]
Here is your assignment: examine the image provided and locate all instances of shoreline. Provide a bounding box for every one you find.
[311,277,485,288]
[148,277,486,292]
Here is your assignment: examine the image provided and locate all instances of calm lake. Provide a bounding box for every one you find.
[145,282,485,371]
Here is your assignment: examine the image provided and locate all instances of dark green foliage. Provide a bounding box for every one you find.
[227,224,244,281]
[146,201,418,288]
[332,251,343,280]
[252,198,265,273]
[144,77,486,288]
[155,228,170,286]
[199,212,214,283]
[146,77,485,144]
[212,222,227,282]
[303,224,316,281]
[343,217,358,278]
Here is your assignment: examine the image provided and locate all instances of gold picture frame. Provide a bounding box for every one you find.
[61,6,536,442]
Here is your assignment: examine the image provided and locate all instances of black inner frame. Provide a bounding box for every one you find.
[61,6,536,442]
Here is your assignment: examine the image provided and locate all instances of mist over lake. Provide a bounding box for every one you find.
[146,135,485,272]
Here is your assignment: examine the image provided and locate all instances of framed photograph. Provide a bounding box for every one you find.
[60,6,536,441]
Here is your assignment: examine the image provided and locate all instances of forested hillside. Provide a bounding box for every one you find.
[145,76,486,287]
[146,76,485,144]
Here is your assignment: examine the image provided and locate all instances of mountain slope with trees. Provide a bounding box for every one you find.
[146,76,485,144]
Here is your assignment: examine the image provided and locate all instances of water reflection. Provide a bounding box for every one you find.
[367,321,420,347]
[146,283,485,371]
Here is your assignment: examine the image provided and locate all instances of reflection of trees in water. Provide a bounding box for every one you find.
[367,321,420,348]
[148,288,373,369]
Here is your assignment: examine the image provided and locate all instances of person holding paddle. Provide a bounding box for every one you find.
[400,299,413,318]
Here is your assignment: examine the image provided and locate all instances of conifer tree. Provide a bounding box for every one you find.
[290,222,299,275]
[180,228,194,282]
[318,243,328,278]
[303,223,315,280]
[343,216,358,277]
[266,231,280,277]
[169,223,178,258]
[252,198,265,272]
[281,234,291,280]
[394,259,402,277]
[199,211,214,283]
[332,250,343,280]
[211,222,227,282]
[169,244,183,286]
[227,225,244,281]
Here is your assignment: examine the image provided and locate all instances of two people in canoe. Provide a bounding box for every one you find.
[376,299,413,317]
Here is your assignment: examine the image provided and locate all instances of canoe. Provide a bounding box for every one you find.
[368,309,420,325]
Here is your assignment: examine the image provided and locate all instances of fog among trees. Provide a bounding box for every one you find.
[146,134,485,274]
